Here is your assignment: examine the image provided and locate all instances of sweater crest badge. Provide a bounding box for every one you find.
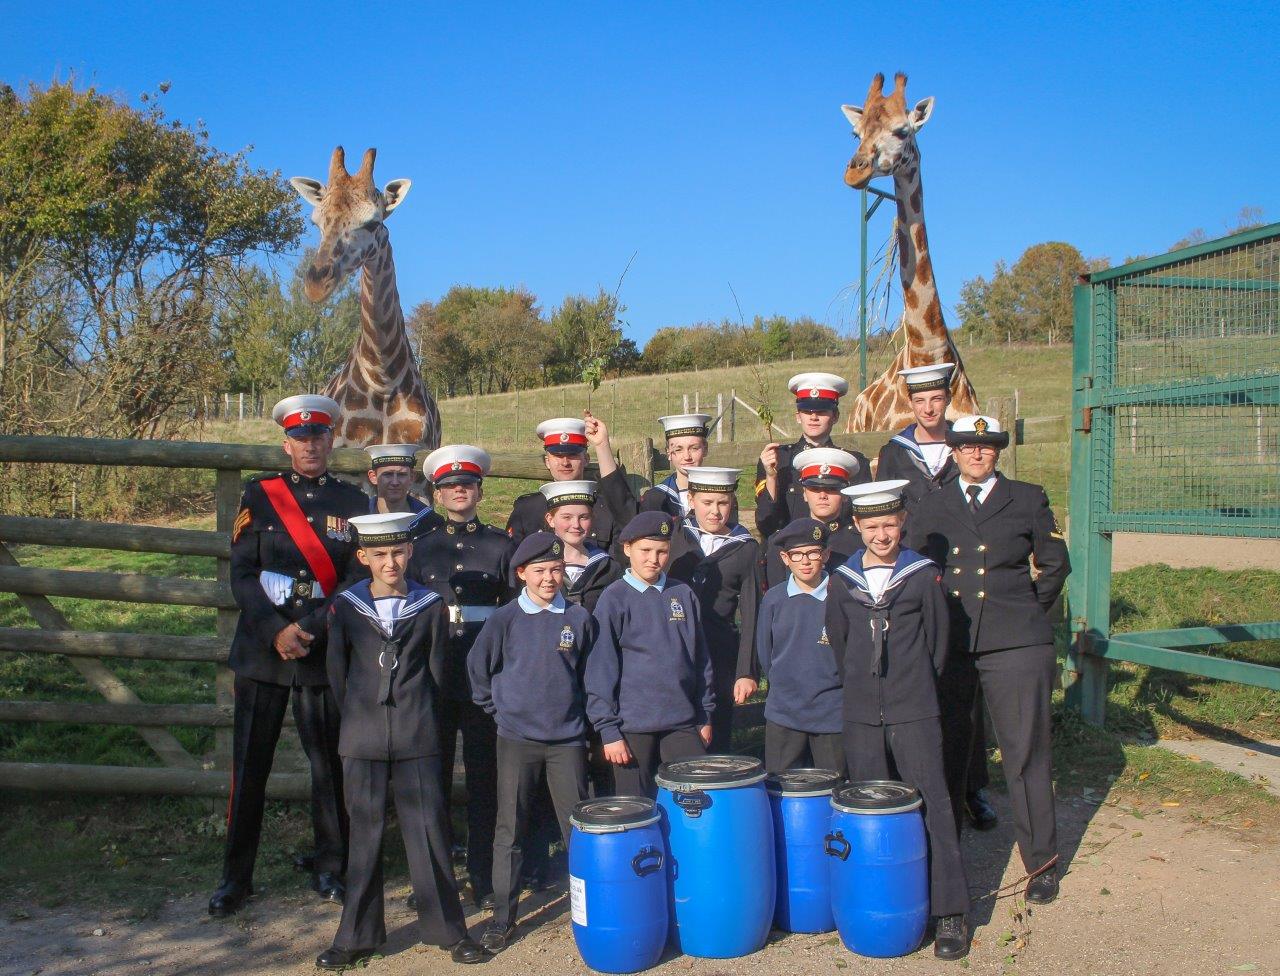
[817,626,830,646]
[558,626,575,652]
[669,598,686,621]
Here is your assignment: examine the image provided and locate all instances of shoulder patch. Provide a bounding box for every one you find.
[232,507,252,543]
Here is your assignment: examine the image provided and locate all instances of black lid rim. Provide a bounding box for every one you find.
[655,754,766,790]
[765,768,843,796]
[831,779,923,814]
[570,796,659,830]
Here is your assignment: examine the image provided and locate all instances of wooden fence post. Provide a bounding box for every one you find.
[729,389,737,442]
[643,436,655,486]
[715,393,724,443]
[991,395,1018,480]
[214,469,242,778]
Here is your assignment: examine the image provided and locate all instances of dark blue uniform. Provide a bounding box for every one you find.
[506,468,638,558]
[753,437,872,540]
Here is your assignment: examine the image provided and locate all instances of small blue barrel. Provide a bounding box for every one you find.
[569,797,668,974]
[656,755,775,959]
[826,780,929,958]
[766,768,841,933]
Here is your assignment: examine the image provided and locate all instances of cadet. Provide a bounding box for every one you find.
[762,447,864,588]
[541,480,624,613]
[363,443,443,538]
[755,373,871,540]
[640,414,712,518]
[905,416,1070,905]
[408,445,513,909]
[756,518,845,776]
[880,365,998,831]
[318,513,483,969]
[828,480,971,961]
[665,467,763,753]
[506,416,638,557]
[210,395,367,918]
[585,512,715,798]
[468,532,596,954]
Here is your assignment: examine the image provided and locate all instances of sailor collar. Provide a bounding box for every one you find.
[890,422,951,461]
[338,580,440,632]
[786,573,829,601]
[836,548,935,599]
[681,519,752,544]
[518,590,567,615]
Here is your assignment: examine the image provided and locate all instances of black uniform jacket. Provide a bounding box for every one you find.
[762,511,862,589]
[876,423,959,505]
[562,546,624,613]
[754,437,872,540]
[327,580,447,760]
[905,474,1070,654]
[827,548,949,725]
[407,516,514,700]
[368,494,444,540]
[639,474,688,519]
[666,521,764,681]
[506,468,639,559]
[228,470,368,687]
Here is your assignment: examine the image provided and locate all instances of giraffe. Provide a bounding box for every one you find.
[841,73,980,433]
[289,147,442,449]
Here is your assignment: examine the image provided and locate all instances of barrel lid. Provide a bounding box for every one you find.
[831,780,922,814]
[570,796,659,833]
[655,754,766,791]
[765,768,843,796]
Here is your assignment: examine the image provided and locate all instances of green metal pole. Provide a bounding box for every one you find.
[859,188,868,393]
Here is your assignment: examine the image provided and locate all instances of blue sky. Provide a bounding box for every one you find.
[5,1,1278,345]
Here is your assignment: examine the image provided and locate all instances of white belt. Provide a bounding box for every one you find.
[450,605,496,625]
[260,571,325,606]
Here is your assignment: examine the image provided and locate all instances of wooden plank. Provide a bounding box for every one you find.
[0,761,309,800]
[0,564,233,608]
[0,700,235,727]
[0,543,199,769]
[214,468,241,776]
[1020,414,1068,445]
[0,515,227,557]
[0,628,227,661]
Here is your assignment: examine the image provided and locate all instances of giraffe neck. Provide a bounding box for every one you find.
[350,227,417,397]
[892,149,953,362]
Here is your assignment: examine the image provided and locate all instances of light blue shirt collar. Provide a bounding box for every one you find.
[624,570,666,592]
[518,589,567,614]
[786,572,829,601]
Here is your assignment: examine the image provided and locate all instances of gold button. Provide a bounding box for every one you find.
[455,586,463,593]
[456,564,464,570]
[306,516,314,523]
[951,590,961,597]
[952,567,961,574]
[977,545,987,552]
[976,568,985,575]
[299,569,308,577]
[951,547,960,555]
[977,591,985,599]
[305,492,314,499]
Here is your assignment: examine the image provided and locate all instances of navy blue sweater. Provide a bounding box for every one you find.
[467,592,596,743]
[585,573,715,744]
[756,575,842,734]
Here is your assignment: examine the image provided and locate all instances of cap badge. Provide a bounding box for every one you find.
[551,541,562,555]
[451,461,462,471]
[660,521,670,535]
[974,417,989,434]
[812,526,822,541]
[559,432,570,443]
[819,463,831,475]
[299,409,312,421]
[809,387,821,397]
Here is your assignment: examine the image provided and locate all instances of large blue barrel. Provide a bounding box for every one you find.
[569,797,668,974]
[766,768,841,933]
[826,781,929,958]
[656,755,775,959]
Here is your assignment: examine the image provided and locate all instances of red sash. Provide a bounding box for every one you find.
[260,477,340,596]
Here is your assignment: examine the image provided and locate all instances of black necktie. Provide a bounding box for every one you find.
[967,485,983,514]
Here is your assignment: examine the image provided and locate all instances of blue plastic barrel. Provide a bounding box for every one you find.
[766,768,841,933]
[569,797,668,974]
[826,780,929,958]
[656,755,775,959]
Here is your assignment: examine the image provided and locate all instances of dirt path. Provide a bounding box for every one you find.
[1111,533,1280,573]
[4,790,1276,976]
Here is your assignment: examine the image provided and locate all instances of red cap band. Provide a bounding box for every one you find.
[795,388,840,401]
[432,460,484,481]
[281,409,333,429]
[800,463,849,481]
[543,433,588,448]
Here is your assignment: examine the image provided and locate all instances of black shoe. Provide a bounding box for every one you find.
[965,789,999,831]
[312,872,345,904]
[448,937,486,964]
[480,922,517,954]
[933,914,971,960]
[1026,867,1059,904]
[472,888,495,911]
[315,946,375,970]
[522,869,558,893]
[208,880,252,917]
[293,853,316,874]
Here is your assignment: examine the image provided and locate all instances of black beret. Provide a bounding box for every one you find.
[511,531,564,571]
[619,511,676,544]
[773,517,830,551]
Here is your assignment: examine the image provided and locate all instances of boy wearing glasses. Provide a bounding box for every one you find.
[755,518,845,775]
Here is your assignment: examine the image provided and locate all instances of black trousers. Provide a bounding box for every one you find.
[613,727,707,799]
[940,644,1058,873]
[967,684,992,793]
[709,661,737,754]
[335,756,468,951]
[764,720,846,777]
[844,719,970,917]
[439,697,498,895]
[222,675,347,888]
[492,736,589,927]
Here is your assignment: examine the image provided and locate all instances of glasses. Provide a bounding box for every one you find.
[955,444,998,455]
[783,549,825,562]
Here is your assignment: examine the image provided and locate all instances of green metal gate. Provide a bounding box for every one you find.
[1065,223,1280,724]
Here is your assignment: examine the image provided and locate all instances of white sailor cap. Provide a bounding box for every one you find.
[788,372,850,410]
[364,443,420,469]
[423,445,491,485]
[272,394,340,437]
[842,479,911,515]
[685,466,741,493]
[898,363,955,394]
[659,414,711,440]
[535,417,589,455]
[539,480,597,508]
[348,512,419,546]
[792,447,862,488]
[946,414,1009,449]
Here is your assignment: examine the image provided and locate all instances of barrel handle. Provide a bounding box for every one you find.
[824,830,851,861]
[631,846,664,878]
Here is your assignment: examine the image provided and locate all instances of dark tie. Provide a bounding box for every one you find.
[967,485,983,514]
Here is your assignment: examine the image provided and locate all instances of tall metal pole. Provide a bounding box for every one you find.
[858,187,869,392]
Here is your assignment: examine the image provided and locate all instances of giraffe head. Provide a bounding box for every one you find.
[289,147,412,302]
[841,73,934,189]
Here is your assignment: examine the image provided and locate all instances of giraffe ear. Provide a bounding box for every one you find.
[289,177,324,206]
[840,104,863,131]
[909,97,935,130]
[382,179,412,215]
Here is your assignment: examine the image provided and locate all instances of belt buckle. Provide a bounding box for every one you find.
[294,580,313,599]
[448,605,462,624]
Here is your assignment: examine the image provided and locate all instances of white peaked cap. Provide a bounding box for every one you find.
[348,512,419,544]
[423,445,492,484]
[684,466,741,492]
[364,443,420,467]
[842,478,911,514]
[659,414,712,438]
[539,480,598,506]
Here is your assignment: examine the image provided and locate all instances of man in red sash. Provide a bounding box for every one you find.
[209,395,369,918]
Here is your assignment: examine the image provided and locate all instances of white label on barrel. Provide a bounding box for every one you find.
[570,875,587,926]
